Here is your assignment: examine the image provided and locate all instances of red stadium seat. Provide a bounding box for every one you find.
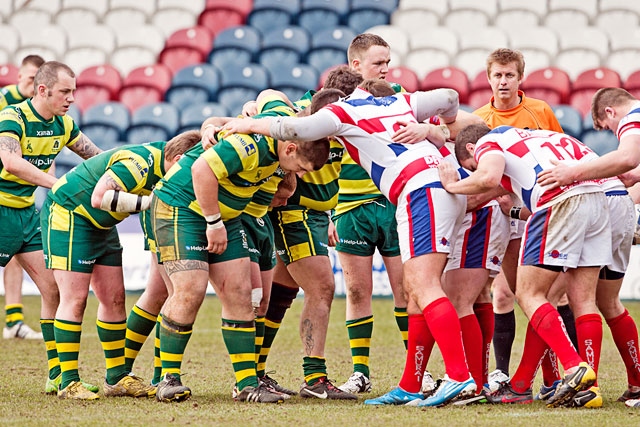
[198,4,246,38]
[521,67,571,106]
[387,66,419,93]
[467,70,492,110]
[624,70,640,99]
[119,64,173,112]
[74,65,123,112]
[0,64,19,87]
[570,67,622,116]
[159,26,213,74]
[420,66,470,105]
[206,0,254,17]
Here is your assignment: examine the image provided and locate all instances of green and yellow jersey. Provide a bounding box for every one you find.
[155,96,295,221]
[0,99,81,208]
[0,84,27,110]
[50,141,166,229]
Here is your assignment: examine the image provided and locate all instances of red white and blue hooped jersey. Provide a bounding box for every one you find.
[474,126,604,212]
[616,101,640,142]
[319,88,457,205]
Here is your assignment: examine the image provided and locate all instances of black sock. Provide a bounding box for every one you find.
[557,304,579,349]
[493,310,516,376]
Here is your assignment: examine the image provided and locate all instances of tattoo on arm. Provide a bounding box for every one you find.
[301,318,315,355]
[103,174,125,191]
[0,136,20,154]
[70,134,102,159]
[164,259,208,276]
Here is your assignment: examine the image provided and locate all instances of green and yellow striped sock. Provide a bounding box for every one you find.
[5,303,24,327]
[97,319,128,385]
[54,318,82,390]
[303,356,327,385]
[41,319,60,380]
[346,315,373,377]
[257,318,281,378]
[124,305,157,373]
[152,314,162,385]
[254,316,265,367]
[159,315,192,381]
[222,319,258,391]
[394,307,409,349]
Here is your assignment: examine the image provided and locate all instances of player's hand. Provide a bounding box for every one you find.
[222,118,251,135]
[206,224,227,254]
[536,159,573,189]
[242,100,258,117]
[392,121,430,144]
[201,124,220,149]
[437,161,459,189]
[327,219,338,247]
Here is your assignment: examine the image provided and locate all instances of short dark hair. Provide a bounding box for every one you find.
[454,123,491,162]
[358,79,394,97]
[348,33,389,63]
[34,61,75,88]
[165,129,201,160]
[296,138,331,170]
[323,65,363,95]
[310,88,346,114]
[591,87,636,130]
[21,55,45,68]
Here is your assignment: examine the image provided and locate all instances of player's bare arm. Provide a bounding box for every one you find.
[0,135,57,188]
[192,156,227,254]
[69,133,102,159]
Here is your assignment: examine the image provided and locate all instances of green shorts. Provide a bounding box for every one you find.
[152,197,249,264]
[241,212,276,271]
[40,197,122,273]
[269,207,329,265]
[0,204,42,267]
[333,198,401,257]
[139,210,156,253]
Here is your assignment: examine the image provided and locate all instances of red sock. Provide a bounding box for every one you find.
[511,323,549,393]
[530,303,582,370]
[606,309,640,387]
[540,349,561,387]
[399,314,434,393]
[474,302,494,385]
[423,297,469,382]
[575,313,602,387]
[460,314,483,391]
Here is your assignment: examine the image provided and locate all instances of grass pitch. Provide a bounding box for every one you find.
[2,295,640,426]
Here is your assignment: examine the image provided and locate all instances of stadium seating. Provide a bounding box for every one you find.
[60,0,109,16]
[581,130,619,156]
[205,0,254,16]
[179,102,229,133]
[64,25,116,75]
[258,26,311,76]
[552,105,583,139]
[390,7,439,30]
[364,25,409,64]
[605,29,640,81]
[110,25,166,76]
[624,70,640,98]
[126,102,180,145]
[347,0,397,34]
[420,66,470,105]
[119,64,173,113]
[570,67,622,117]
[508,27,558,75]
[297,0,348,35]
[467,70,492,110]
[9,7,52,28]
[151,8,199,39]
[404,27,458,80]
[387,66,419,93]
[247,0,299,36]
[103,7,147,31]
[208,25,262,69]
[0,64,19,87]
[497,0,548,17]
[158,0,206,15]
[306,26,356,75]
[14,25,67,62]
[454,26,509,79]
[217,63,270,115]
[110,0,156,17]
[269,63,319,102]
[0,24,20,65]
[66,103,82,127]
[197,4,247,38]
[521,67,571,106]
[74,64,123,112]
[554,27,610,80]
[443,6,493,28]
[159,26,214,74]
[54,6,100,27]
[165,63,221,110]
[81,102,131,148]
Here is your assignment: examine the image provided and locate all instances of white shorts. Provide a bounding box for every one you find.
[520,192,612,269]
[509,218,526,240]
[445,203,510,273]
[606,192,635,273]
[396,184,465,263]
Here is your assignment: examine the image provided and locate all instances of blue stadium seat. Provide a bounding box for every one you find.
[297,0,349,34]
[217,63,270,116]
[66,104,82,127]
[55,148,84,171]
[179,102,230,133]
[247,0,300,35]
[126,102,180,145]
[82,102,131,149]
[581,130,619,156]
[552,105,583,139]
[208,25,262,69]
[258,26,310,76]
[306,26,356,75]
[347,0,397,34]
[269,63,319,103]
[165,63,221,110]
